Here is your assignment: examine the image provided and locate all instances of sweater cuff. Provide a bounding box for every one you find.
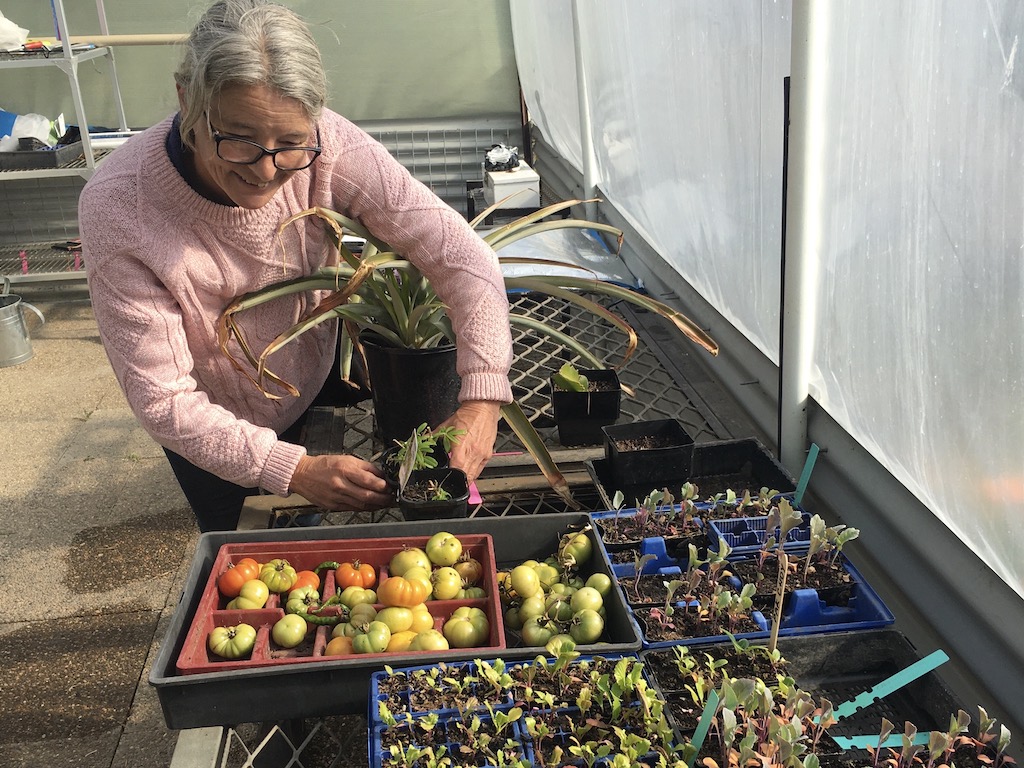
[260,441,307,498]
[459,372,513,404]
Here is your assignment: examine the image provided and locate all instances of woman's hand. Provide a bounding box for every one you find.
[443,400,502,484]
[289,454,393,511]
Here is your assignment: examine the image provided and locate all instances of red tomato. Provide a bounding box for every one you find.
[291,570,321,593]
[217,558,260,598]
[336,560,377,589]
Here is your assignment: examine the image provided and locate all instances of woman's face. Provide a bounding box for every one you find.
[180,83,315,209]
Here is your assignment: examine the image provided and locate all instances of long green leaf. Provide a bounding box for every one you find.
[508,316,607,369]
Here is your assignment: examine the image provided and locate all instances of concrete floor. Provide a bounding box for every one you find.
[0,284,194,768]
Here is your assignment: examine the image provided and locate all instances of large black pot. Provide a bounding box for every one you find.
[359,332,461,446]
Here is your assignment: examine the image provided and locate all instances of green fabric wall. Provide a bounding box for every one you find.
[2,0,520,129]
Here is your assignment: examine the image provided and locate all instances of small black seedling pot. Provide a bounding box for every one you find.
[549,368,622,446]
[398,467,470,521]
[601,418,695,490]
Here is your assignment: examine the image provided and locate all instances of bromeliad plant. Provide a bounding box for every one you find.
[216,198,719,506]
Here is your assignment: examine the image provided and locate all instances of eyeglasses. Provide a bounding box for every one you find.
[206,113,321,171]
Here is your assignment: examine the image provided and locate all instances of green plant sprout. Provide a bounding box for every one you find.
[551,361,589,392]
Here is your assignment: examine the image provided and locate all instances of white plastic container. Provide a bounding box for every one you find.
[483,160,540,208]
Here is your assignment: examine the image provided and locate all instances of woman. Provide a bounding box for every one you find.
[78,0,513,531]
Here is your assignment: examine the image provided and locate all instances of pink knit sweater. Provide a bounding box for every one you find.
[79,110,513,497]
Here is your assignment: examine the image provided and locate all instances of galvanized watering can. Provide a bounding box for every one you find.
[0,277,45,367]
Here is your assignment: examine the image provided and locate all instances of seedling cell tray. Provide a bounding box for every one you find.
[642,629,967,759]
[707,513,812,554]
[587,436,797,509]
[151,513,640,729]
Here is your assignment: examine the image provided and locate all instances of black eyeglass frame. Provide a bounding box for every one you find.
[205,112,322,171]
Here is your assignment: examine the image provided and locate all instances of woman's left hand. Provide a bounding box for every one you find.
[443,400,502,484]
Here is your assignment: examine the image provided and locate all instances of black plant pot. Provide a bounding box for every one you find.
[601,418,695,491]
[398,467,470,521]
[359,332,461,446]
[378,443,451,496]
[549,368,622,446]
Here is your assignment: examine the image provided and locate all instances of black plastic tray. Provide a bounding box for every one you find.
[642,629,966,758]
[588,436,796,507]
[150,513,641,729]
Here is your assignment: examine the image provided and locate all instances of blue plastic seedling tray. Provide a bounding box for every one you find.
[707,513,812,555]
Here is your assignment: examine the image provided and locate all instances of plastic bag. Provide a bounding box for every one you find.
[0,113,57,150]
[0,12,29,51]
[484,143,520,172]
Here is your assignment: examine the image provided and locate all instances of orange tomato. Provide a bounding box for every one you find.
[336,560,377,590]
[217,558,261,598]
[324,636,354,656]
[291,570,321,593]
[377,575,431,608]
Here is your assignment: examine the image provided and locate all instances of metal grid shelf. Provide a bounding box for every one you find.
[0,241,85,283]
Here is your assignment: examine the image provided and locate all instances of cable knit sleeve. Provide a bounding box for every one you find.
[321,117,514,404]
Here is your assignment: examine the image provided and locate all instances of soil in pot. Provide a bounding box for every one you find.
[727,554,854,611]
[635,605,764,644]
[378,716,526,768]
[643,643,785,698]
[398,467,469,520]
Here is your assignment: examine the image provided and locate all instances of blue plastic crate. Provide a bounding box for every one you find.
[707,513,812,555]
[626,552,894,649]
[370,714,531,768]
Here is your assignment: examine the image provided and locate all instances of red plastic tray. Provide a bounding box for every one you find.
[176,534,504,675]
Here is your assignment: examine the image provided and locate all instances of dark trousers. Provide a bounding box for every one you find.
[166,346,370,532]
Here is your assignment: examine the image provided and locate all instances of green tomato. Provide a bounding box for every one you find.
[558,531,593,568]
[271,614,308,648]
[208,623,257,659]
[584,573,613,598]
[226,596,265,610]
[338,585,377,608]
[375,606,414,633]
[457,586,487,600]
[532,562,561,591]
[569,608,605,644]
[544,593,575,622]
[504,604,523,631]
[509,564,541,598]
[518,593,547,624]
[288,585,320,603]
[521,616,561,646]
[237,578,270,608]
[548,582,577,598]
[425,531,463,566]
[260,559,298,594]
[390,547,431,576]
[352,620,392,654]
[409,629,450,651]
[443,606,490,648]
[431,566,463,600]
[570,586,605,614]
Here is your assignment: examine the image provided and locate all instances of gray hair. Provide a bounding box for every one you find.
[174,0,327,149]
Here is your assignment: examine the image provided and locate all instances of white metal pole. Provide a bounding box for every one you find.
[571,0,599,221]
[779,0,828,473]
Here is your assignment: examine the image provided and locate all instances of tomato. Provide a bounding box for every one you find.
[237,557,261,576]
[208,623,257,659]
[409,604,435,633]
[510,565,541,599]
[218,561,257,597]
[569,586,604,614]
[585,573,613,598]
[336,560,377,589]
[226,596,263,610]
[518,593,547,624]
[272,614,308,648]
[409,629,450,651]
[522,616,561,646]
[352,620,392,653]
[569,608,604,644]
[286,587,321,616]
[533,563,561,591]
[324,635,353,656]
[291,570,321,593]
[376,606,414,633]
[236,579,270,608]
[544,594,574,622]
[453,556,483,587]
[548,582,577,598]
[558,530,593,568]
[425,531,463,566]
[260,559,298,594]
[504,604,523,631]
[387,630,419,652]
[377,575,431,607]
[338,585,377,608]
[403,566,432,595]
[346,602,378,625]
[389,547,431,577]
[430,567,463,600]
[443,606,489,648]
[457,587,487,600]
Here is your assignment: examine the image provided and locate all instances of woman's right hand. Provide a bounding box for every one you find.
[289,454,393,511]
